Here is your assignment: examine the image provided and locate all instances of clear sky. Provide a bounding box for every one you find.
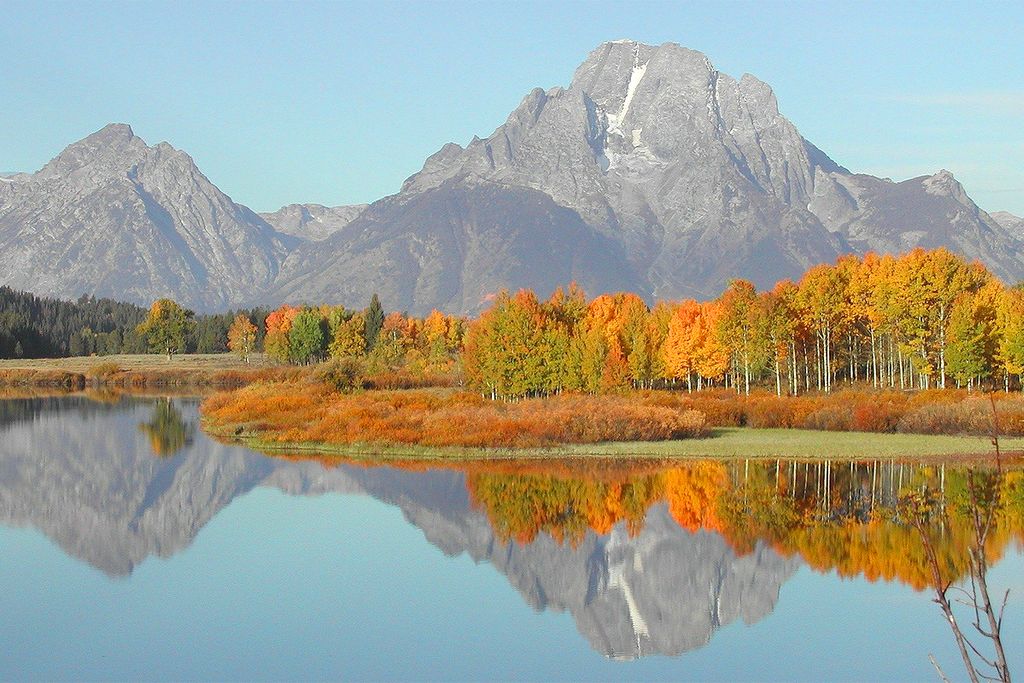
[2,0,1022,215]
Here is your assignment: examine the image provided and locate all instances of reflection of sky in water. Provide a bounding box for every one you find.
[0,397,1020,681]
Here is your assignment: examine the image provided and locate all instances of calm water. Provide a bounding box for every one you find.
[0,396,1021,681]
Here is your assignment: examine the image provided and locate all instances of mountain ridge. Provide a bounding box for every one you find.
[268,40,1024,312]
[0,124,293,312]
[2,41,1022,314]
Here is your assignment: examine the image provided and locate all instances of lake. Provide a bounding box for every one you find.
[0,395,1020,681]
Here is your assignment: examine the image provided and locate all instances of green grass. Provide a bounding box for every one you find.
[210,425,1021,463]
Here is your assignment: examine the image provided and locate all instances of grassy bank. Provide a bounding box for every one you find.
[200,378,1024,461]
[0,353,296,389]
[207,425,1023,462]
[0,353,276,373]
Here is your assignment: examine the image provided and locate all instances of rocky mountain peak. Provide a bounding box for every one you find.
[260,202,369,242]
[0,124,291,311]
[923,168,971,204]
[4,43,1024,314]
[37,122,148,181]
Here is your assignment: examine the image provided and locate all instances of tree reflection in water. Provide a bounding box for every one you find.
[138,398,194,457]
[904,465,1014,683]
[462,459,1023,590]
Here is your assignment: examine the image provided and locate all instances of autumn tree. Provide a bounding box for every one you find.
[701,304,731,385]
[368,311,414,371]
[662,299,701,390]
[888,248,988,388]
[796,263,849,392]
[264,306,299,364]
[718,279,761,395]
[996,287,1024,387]
[329,312,366,358]
[227,314,258,363]
[136,299,195,360]
[757,284,796,396]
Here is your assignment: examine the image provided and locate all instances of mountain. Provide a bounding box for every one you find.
[260,202,367,241]
[3,42,1022,314]
[268,40,1024,312]
[0,124,293,312]
[268,181,644,314]
[992,211,1024,237]
[0,397,796,658]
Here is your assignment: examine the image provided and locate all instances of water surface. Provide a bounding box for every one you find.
[0,396,1020,681]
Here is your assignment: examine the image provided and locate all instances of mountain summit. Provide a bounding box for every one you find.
[0,124,291,311]
[268,40,1024,312]
[2,43,1022,313]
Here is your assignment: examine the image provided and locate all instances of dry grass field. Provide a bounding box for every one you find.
[0,353,275,372]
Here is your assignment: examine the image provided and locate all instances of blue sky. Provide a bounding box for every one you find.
[2,0,1022,215]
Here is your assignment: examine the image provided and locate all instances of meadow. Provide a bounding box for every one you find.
[0,353,292,388]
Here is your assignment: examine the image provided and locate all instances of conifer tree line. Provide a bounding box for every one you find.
[0,286,268,359]
[462,248,1024,399]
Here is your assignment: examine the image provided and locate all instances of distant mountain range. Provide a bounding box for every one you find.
[2,41,1022,314]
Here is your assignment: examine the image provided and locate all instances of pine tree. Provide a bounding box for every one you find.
[364,293,384,351]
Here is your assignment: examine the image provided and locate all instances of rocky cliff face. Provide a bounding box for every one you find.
[0,397,796,658]
[0,124,293,312]
[271,40,1024,311]
[991,211,1024,238]
[269,181,644,314]
[260,203,367,242]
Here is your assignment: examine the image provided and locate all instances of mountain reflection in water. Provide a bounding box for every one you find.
[0,395,1020,662]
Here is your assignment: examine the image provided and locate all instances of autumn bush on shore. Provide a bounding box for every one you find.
[659,388,1024,435]
[201,377,1024,451]
[202,381,708,449]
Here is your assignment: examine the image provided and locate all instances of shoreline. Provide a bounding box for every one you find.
[203,422,1023,463]
[3,355,1021,463]
[0,353,289,389]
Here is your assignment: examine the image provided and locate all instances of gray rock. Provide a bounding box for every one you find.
[991,210,1024,237]
[267,180,644,315]
[0,124,293,312]
[5,42,1021,313]
[260,202,367,242]
[273,40,1024,308]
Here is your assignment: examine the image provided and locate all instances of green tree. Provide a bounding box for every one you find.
[138,398,194,457]
[288,307,326,365]
[136,299,195,359]
[946,283,1002,389]
[364,294,385,351]
[718,279,763,395]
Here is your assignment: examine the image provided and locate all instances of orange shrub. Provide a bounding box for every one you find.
[202,383,708,449]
